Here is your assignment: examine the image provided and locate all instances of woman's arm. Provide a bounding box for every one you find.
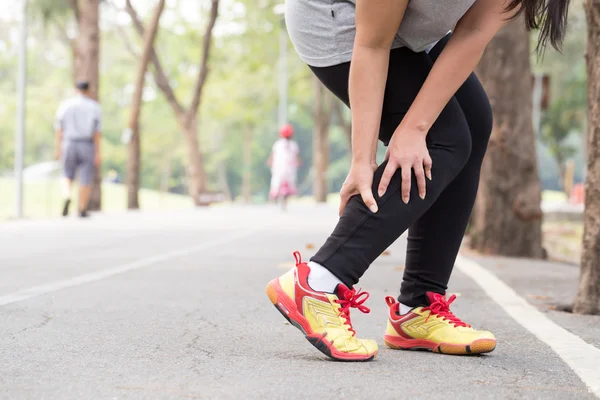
[377,0,518,198]
[400,0,514,133]
[339,0,408,214]
[350,0,408,165]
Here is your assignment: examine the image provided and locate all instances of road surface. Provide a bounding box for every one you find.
[0,205,598,399]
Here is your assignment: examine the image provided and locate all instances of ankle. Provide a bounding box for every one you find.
[307,261,343,293]
[399,303,414,315]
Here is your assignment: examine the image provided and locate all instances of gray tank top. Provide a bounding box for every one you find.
[285,0,476,67]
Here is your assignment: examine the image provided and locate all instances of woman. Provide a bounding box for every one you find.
[269,124,301,210]
[266,0,569,361]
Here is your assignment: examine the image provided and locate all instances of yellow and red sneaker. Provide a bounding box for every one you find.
[384,292,496,355]
[266,252,378,361]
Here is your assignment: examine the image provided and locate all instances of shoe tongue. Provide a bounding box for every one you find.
[335,283,352,299]
[426,291,446,305]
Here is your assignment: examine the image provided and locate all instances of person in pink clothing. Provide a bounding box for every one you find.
[269,124,301,210]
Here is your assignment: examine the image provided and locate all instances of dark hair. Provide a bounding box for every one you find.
[507,0,570,51]
[76,81,90,91]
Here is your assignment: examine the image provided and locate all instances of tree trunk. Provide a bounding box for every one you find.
[573,0,600,315]
[216,132,232,201]
[127,120,142,209]
[182,117,207,205]
[313,76,331,202]
[471,18,544,258]
[126,0,165,210]
[563,159,575,197]
[125,0,219,207]
[160,157,171,194]
[242,127,252,203]
[332,100,352,148]
[76,0,102,211]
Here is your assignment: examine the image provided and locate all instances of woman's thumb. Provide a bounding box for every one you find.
[361,189,378,213]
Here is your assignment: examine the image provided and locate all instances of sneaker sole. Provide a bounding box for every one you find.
[62,199,71,217]
[266,279,377,362]
[384,335,496,355]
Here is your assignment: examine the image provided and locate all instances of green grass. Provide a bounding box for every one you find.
[0,177,572,221]
[0,178,192,220]
[294,190,568,207]
[542,190,568,203]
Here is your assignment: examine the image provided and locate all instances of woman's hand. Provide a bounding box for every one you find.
[378,129,432,203]
[339,160,379,216]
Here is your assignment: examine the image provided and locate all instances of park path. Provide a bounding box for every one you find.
[0,205,598,399]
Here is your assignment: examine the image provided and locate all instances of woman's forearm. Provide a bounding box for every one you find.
[399,0,510,134]
[349,46,390,164]
[400,33,487,135]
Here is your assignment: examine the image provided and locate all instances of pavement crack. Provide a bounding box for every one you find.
[185,334,215,358]
[18,314,52,333]
[506,370,533,386]
[198,316,218,329]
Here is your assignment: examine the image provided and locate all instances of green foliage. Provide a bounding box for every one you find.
[0,0,591,212]
[29,0,74,22]
[533,1,588,189]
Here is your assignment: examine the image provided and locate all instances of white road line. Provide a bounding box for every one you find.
[456,254,600,398]
[0,226,267,308]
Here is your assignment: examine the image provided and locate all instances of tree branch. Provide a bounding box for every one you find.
[187,0,220,122]
[51,16,74,47]
[125,0,185,118]
[332,100,352,146]
[116,23,140,59]
[130,0,165,128]
[68,0,80,22]
[106,0,139,58]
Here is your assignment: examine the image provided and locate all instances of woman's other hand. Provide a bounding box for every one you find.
[378,129,432,203]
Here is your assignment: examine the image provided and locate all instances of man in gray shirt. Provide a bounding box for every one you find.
[55,81,102,218]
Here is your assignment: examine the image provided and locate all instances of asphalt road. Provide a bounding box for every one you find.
[0,205,598,400]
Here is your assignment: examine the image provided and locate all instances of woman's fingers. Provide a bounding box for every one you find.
[424,154,433,181]
[377,160,397,197]
[339,185,378,216]
[401,162,412,204]
[414,163,426,200]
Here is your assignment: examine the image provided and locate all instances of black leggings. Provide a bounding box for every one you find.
[309,35,493,307]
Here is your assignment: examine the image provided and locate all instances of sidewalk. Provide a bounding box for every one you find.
[466,253,600,350]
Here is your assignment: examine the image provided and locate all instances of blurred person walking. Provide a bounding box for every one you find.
[268,124,301,210]
[55,81,102,218]
[266,0,570,361]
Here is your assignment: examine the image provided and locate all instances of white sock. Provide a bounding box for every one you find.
[399,303,414,315]
[307,261,343,293]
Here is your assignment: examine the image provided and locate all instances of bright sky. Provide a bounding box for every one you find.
[0,0,205,23]
[0,0,20,21]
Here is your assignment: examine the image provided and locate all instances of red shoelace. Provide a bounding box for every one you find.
[422,293,471,328]
[335,288,371,336]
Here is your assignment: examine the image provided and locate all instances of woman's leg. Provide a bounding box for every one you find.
[400,35,493,306]
[309,47,473,289]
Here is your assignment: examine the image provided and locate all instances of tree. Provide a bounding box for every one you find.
[573,0,600,315]
[30,0,102,210]
[124,0,219,206]
[242,126,253,203]
[540,76,586,193]
[76,0,102,211]
[332,100,352,148]
[312,76,332,202]
[126,0,165,209]
[471,18,544,258]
